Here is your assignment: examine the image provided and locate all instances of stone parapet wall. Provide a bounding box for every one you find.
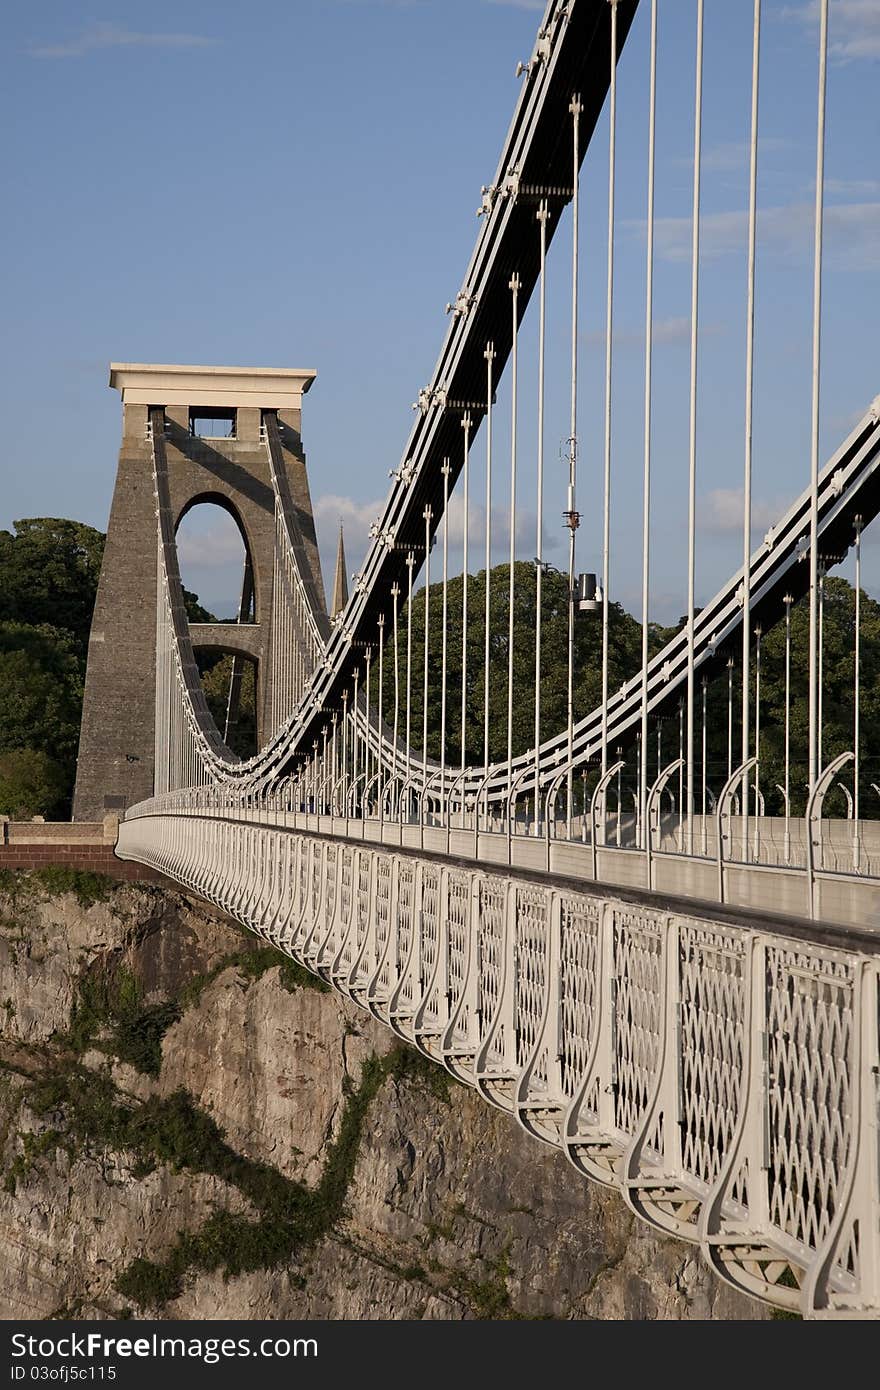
[0,821,172,886]
[2,821,108,846]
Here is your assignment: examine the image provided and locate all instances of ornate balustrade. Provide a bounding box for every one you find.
[117,805,880,1319]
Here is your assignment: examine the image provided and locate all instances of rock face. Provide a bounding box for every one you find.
[0,872,769,1321]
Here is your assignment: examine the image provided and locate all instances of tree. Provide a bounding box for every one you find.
[385,561,646,768]
[0,519,104,658]
[0,623,84,768]
[633,577,880,820]
[200,655,257,759]
[183,587,216,625]
[0,517,216,817]
[375,563,880,821]
[749,577,880,818]
[0,749,69,820]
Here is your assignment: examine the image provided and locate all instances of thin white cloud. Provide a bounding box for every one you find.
[28,22,219,59]
[781,1,880,62]
[701,488,787,537]
[679,137,790,175]
[581,315,722,349]
[314,489,559,599]
[826,177,880,197]
[175,513,247,617]
[484,0,546,11]
[645,201,880,272]
[313,493,383,577]
[177,527,246,572]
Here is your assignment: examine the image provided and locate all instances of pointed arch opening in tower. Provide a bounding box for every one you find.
[175,498,260,758]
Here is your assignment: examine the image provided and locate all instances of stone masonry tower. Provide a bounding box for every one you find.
[73,364,326,821]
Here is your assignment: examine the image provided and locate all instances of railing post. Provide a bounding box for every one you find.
[590,759,625,880]
[644,759,683,892]
[806,750,854,919]
[699,934,773,1293]
[805,961,880,1316]
[716,757,757,905]
[475,876,518,1108]
[622,913,682,1221]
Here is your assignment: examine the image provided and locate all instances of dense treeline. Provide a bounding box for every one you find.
[391,566,880,819]
[1,518,878,821]
[382,562,664,766]
[0,518,244,819]
[0,519,104,818]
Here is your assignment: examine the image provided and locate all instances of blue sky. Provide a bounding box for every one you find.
[2,0,879,621]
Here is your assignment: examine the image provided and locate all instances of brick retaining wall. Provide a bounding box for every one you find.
[0,822,176,888]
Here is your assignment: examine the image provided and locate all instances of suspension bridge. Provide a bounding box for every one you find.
[75,0,880,1318]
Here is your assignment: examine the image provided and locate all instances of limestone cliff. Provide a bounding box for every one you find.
[0,871,768,1321]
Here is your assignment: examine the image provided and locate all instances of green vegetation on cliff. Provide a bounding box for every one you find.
[0,876,475,1316]
[0,875,766,1320]
[1,973,451,1312]
[114,1045,446,1311]
[0,518,103,817]
[0,518,223,818]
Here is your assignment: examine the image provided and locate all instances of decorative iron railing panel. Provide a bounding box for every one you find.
[117,807,880,1318]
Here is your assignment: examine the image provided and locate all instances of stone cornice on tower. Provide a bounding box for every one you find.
[109,363,317,410]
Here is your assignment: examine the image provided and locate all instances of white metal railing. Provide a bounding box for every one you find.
[116,805,880,1319]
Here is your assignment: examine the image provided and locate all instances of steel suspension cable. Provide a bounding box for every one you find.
[365,646,372,804]
[601,0,619,787]
[352,668,359,810]
[854,516,862,869]
[341,690,349,814]
[377,617,385,827]
[783,593,792,856]
[742,0,762,855]
[819,568,825,772]
[507,275,520,806]
[753,627,762,860]
[391,584,400,789]
[809,0,830,791]
[461,413,472,790]
[640,0,658,851]
[484,344,496,771]
[727,657,733,783]
[405,550,415,819]
[686,0,705,857]
[566,94,583,838]
[423,506,432,777]
[701,676,708,854]
[440,460,450,819]
[534,202,549,833]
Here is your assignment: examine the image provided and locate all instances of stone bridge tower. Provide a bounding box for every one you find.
[73,364,326,821]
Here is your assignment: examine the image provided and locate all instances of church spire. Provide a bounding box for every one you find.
[331,521,349,618]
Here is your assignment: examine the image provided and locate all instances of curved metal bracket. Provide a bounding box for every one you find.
[591,760,625,880]
[473,765,498,856]
[330,773,346,819]
[716,758,757,905]
[447,767,469,833]
[361,770,382,821]
[398,773,418,827]
[316,773,334,818]
[544,766,569,863]
[420,768,443,832]
[806,750,854,919]
[346,771,367,820]
[506,764,534,865]
[544,755,586,866]
[645,758,684,892]
[381,771,402,819]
